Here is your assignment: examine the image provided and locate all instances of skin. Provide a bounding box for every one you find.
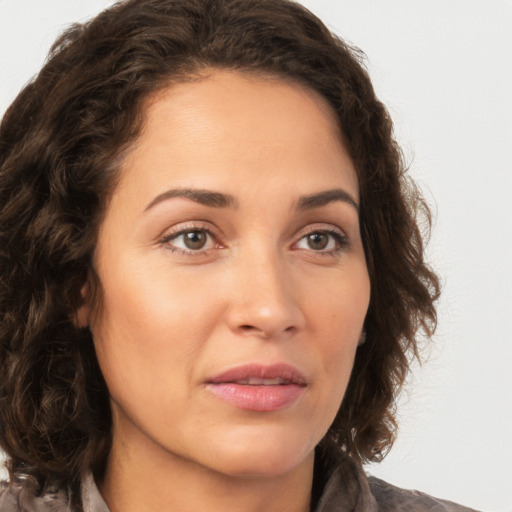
[82,69,371,512]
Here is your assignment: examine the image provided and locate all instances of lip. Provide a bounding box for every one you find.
[205,364,307,412]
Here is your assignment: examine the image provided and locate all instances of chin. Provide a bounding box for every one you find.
[194,425,316,478]
[211,451,310,479]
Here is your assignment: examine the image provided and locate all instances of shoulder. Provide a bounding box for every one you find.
[313,446,482,512]
[0,480,79,512]
[368,476,481,512]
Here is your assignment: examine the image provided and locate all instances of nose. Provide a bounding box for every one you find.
[225,249,305,340]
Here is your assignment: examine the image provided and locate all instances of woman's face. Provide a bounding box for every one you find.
[86,70,370,479]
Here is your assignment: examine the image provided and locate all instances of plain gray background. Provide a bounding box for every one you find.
[1,1,511,511]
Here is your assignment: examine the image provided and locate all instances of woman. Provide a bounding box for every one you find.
[0,0,479,511]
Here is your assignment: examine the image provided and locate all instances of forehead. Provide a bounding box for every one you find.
[112,69,358,209]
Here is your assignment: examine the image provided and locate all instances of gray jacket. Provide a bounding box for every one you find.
[0,451,481,511]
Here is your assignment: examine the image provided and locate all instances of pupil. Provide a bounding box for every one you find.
[184,231,206,249]
[308,232,328,250]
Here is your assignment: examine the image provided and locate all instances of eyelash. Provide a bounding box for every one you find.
[158,224,349,256]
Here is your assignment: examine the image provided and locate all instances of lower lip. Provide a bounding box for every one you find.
[206,383,305,411]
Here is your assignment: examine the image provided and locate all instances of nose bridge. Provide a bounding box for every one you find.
[227,238,304,338]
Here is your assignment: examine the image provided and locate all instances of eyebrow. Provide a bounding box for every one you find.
[296,189,359,212]
[143,187,358,213]
[144,188,239,211]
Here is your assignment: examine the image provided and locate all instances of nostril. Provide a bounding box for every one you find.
[238,324,296,337]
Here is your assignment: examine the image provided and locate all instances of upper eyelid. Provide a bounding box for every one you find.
[159,221,220,239]
[294,229,348,246]
[294,222,347,239]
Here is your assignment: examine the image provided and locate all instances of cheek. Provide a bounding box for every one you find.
[96,257,219,336]
[309,266,369,338]
[308,266,369,389]
[89,261,223,402]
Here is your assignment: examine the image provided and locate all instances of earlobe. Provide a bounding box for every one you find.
[75,282,91,328]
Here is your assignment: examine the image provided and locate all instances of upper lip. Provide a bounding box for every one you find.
[206,363,307,386]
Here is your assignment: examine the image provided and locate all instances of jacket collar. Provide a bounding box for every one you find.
[0,449,376,512]
[79,449,377,512]
[313,447,378,512]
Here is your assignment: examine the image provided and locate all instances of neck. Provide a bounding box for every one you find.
[99,425,314,512]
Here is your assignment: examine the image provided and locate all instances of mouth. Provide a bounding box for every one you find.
[205,364,307,412]
[224,377,294,386]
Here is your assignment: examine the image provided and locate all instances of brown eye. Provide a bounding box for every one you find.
[163,228,216,253]
[294,229,347,253]
[306,232,329,250]
[183,230,208,250]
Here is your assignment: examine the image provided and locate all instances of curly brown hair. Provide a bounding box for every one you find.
[0,0,439,492]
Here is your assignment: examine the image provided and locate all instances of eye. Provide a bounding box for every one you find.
[294,229,347,252]
[161,228,216,252]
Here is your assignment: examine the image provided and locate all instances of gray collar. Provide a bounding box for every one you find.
[1,450,477,512]
[79,450,378,512]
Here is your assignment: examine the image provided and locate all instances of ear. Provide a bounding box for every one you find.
[75,282,91,328]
